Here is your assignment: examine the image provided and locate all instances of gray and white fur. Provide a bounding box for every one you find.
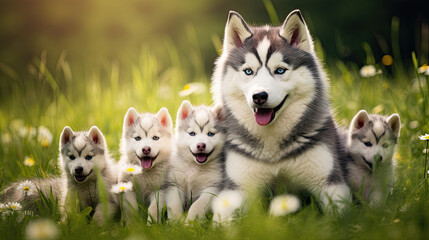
[59,126,117,224]
[345,110,400,206]
[118,107,173,224]
[166,101,224,222]
[211,10,351,221]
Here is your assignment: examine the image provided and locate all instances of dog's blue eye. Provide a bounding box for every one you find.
[135,136,141,141]
[189,132,196,136]
[275,67,286,74]
[85,155,92,160]
[208,132,215,137]
[153,136,159,141]
[364,142,372,147]
[243,68,253,75]
[69,155,75,160]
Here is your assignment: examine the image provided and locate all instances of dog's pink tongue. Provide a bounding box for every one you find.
[254,108,273,126]
[196,154,207,163]
[141,158,152,169]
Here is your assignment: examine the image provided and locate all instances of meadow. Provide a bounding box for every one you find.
[1,3,429,240]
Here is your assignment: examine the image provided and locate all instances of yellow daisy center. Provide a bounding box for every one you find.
[126,168,135,172]
[184,84,190,90]
[421,64,428,71]
[23,186,30,192]
[41,139,49,147]
[222,199,230,208]
[425,136,429,140]
[10,206,16,209]
[119,186,125,191]
[280,201,288,211]
[382,55,393,66]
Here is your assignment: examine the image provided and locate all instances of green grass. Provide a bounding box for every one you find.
[1,24,429,240]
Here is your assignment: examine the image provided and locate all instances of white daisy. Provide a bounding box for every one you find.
[212,190,244,223]
[111,181,133,194]
[26,219,59,240]
[18,180,37,197]
[0,203,7,212]
[19,126,37,138]
[179,82,206,97]
[418,64,429,75]
[121,164,142,175]
[37,126,53,147]
[359,65,377,78]
[24,156,35,167]
[269,194,301,217]
[6,202,22,211]
[419,134,429,141]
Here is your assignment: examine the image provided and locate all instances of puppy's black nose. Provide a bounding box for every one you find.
[197,143,206,151]
[252,92,268,105]
[75,166,83,174]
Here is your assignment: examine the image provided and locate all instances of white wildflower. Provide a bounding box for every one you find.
[6,202,22,211]
[111,181,133,194]
[121,164,142,175]
[419,134,429,141]
[418,64,429,75]
[19,126,37,138]
[179,82,206,97]
[212,190,244,223]
[26,219,59,240]
[24,156,35,167]
[37,126,53,147]
[18,180,37,197]
[269,194,301,217]
[409,121,419,129]
[360,65,377,77]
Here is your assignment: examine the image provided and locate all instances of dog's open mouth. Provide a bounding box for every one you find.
[190,149,214,164]
[74,170,93,182]
[138,153,159,169]
[362,157,373,170]
[253,94,289,126]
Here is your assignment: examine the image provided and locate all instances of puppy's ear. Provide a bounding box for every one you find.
[87,126,106,147]
[177,100,193,122]
[212,104,225,122]
[280,9,314,52]
[387,113,401,138]
[60,126,74,147]
[350,110,370,132]
[123,107,139,130]
[223,11,252,53]
[157,107,173,130]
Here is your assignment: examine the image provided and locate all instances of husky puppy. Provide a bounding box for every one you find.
[211,10,351,220]
[59,126,117,223]
[0,178,62,214]
[118,107,173,223]
[345,110,400,206]
[166,101,224,222]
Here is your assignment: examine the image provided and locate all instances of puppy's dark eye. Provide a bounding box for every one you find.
[364,142,372,147]
[69,155,75,160]
[243,68,253,75]
[274,67,287,74]
[382,143,389,149]
[189,132,196,136]
[85,155,92,160]
[135,136,141,141]
[153,136,159,141]
[208,132,215,137]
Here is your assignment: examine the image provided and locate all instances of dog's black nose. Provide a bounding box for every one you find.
[252,92,268,105]
[197,143,206,151]
[143,146,151,155]
[75,166,83,174]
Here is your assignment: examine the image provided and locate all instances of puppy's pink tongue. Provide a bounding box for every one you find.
[196,154,207,163]
[254,108,273,126]
[141,158,152,169]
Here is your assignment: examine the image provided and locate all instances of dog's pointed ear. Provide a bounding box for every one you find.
[87,126,106,147]
[387,113,401,138]
[157,107,173,129]
[124,107,139,130]
[177,100,193,122]
[350,110,370,132]
[280,9,314,52]
[223,11,252,52]
[60,126,74,147]
[212,104,225,122]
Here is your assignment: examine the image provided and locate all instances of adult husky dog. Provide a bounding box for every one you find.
[211,10,351,220]
[59,126,117,223]
[345,110,400,206]
[166,101,224,222]
[118,107,173,224]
